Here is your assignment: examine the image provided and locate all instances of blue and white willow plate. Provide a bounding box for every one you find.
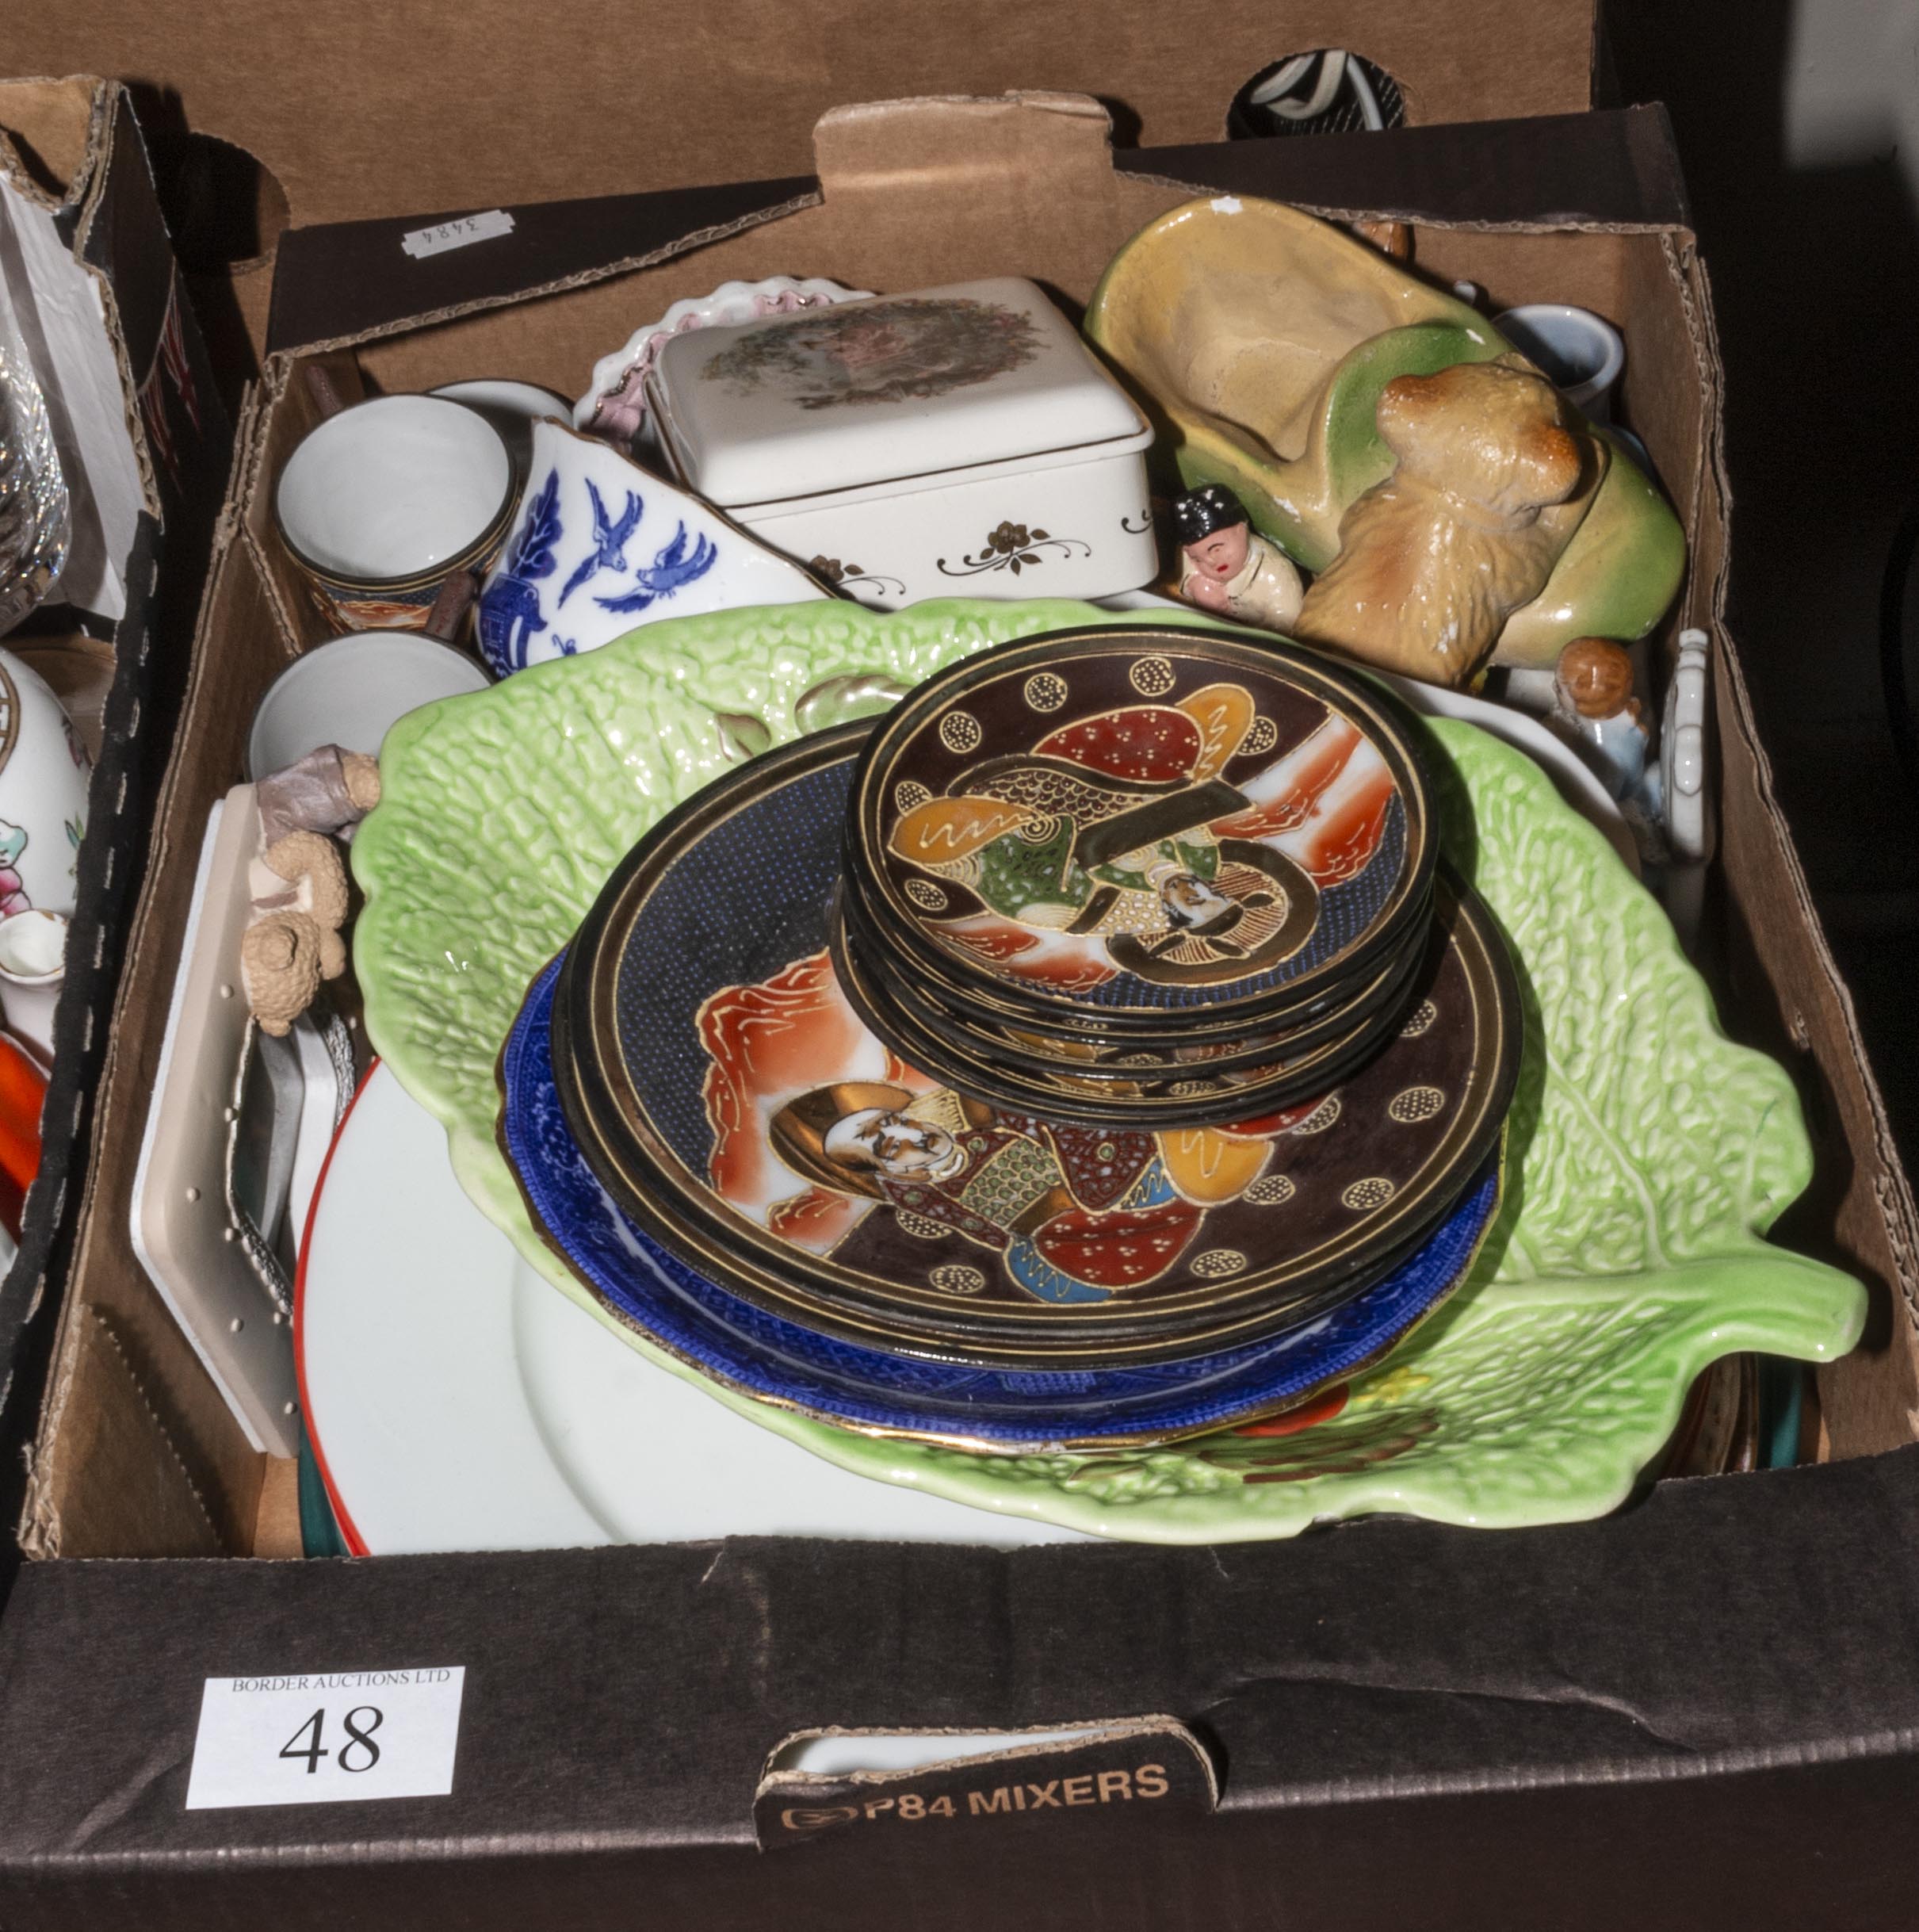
[500,955,1500,1452]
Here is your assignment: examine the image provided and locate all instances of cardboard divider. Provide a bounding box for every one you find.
[0,77,236,1580]
[239,350,367,652]
[0,75,103,205]
[33,1310,230,1559]
[21,98,1919,1564]
[266,109,1690,365]
[347,103,1193,402]
[24,524,298,1558]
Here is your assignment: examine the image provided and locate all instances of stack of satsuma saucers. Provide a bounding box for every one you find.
[501,626,1523,1453]
[835,629,1443,1127]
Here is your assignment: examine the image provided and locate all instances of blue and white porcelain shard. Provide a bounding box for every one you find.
[475,417,830,676]
[501,955,1500,1451]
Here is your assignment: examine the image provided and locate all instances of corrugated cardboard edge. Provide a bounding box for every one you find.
[1685,242,1919,1416]
[0,73,109,211]
[278,190,824,362]
[224,358,316,660]
[270,178,1681,369]
[263,105,1693,362]
[21,1310,226,1559]
[69,89,166,521]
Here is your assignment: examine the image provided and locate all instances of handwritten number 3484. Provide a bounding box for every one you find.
[279,1705,384,1774]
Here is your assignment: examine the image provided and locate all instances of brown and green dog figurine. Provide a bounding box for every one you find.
[1295,359,1598,687]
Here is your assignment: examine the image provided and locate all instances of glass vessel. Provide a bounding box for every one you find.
[0,298,70,637]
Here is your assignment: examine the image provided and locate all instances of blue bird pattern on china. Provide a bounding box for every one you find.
[478,465,721,677]
[477,467,560,675]
[557,480,642,607]
[593,522,719,615]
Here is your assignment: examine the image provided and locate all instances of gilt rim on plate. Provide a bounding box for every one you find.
[844,625,1439,1032]
[546,725,1518,1367]
[505,951,1508,1449]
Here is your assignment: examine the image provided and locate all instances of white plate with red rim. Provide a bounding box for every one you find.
[297,1062,1086,1554]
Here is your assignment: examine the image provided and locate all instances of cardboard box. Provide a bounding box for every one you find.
[2,72,1918,1932]
[0,77,230,1561]
[0,0,1603,230]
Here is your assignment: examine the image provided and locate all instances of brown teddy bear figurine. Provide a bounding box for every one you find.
[232,737,382,1043]
[235,745,386,1037]
[239,914,333,1039]
[1294,358,1600,687]
[241,829,352,1035]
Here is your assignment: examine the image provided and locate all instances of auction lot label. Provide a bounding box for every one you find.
[185,1667,465,1809]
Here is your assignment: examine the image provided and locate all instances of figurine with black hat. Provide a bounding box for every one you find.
[1172,483,1305,633]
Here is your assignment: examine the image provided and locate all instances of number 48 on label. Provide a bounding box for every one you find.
[279,1704,384,1775]
[185,1668,464,1810]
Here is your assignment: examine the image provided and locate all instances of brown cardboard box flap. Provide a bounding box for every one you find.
[266,104,1693,362]
[0,0,1596,230]
[0,74,109,206]
[814,90,1118,199]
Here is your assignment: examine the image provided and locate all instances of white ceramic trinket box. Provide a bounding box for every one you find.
[646,277,1158,608]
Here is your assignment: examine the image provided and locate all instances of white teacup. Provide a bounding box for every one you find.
[274,395,517,633]
[1493,304,1626,422]
[247,630,494,779]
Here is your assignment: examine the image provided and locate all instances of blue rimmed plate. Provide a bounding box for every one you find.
[502,954,1500,1452]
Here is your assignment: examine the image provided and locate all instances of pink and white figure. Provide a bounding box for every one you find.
[574,277,873,454]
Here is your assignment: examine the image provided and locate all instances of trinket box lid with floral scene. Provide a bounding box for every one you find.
[646,277,1151,507]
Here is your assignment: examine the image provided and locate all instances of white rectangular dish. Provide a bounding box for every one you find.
[648,276,1158,607]
[128,790,348,1456]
